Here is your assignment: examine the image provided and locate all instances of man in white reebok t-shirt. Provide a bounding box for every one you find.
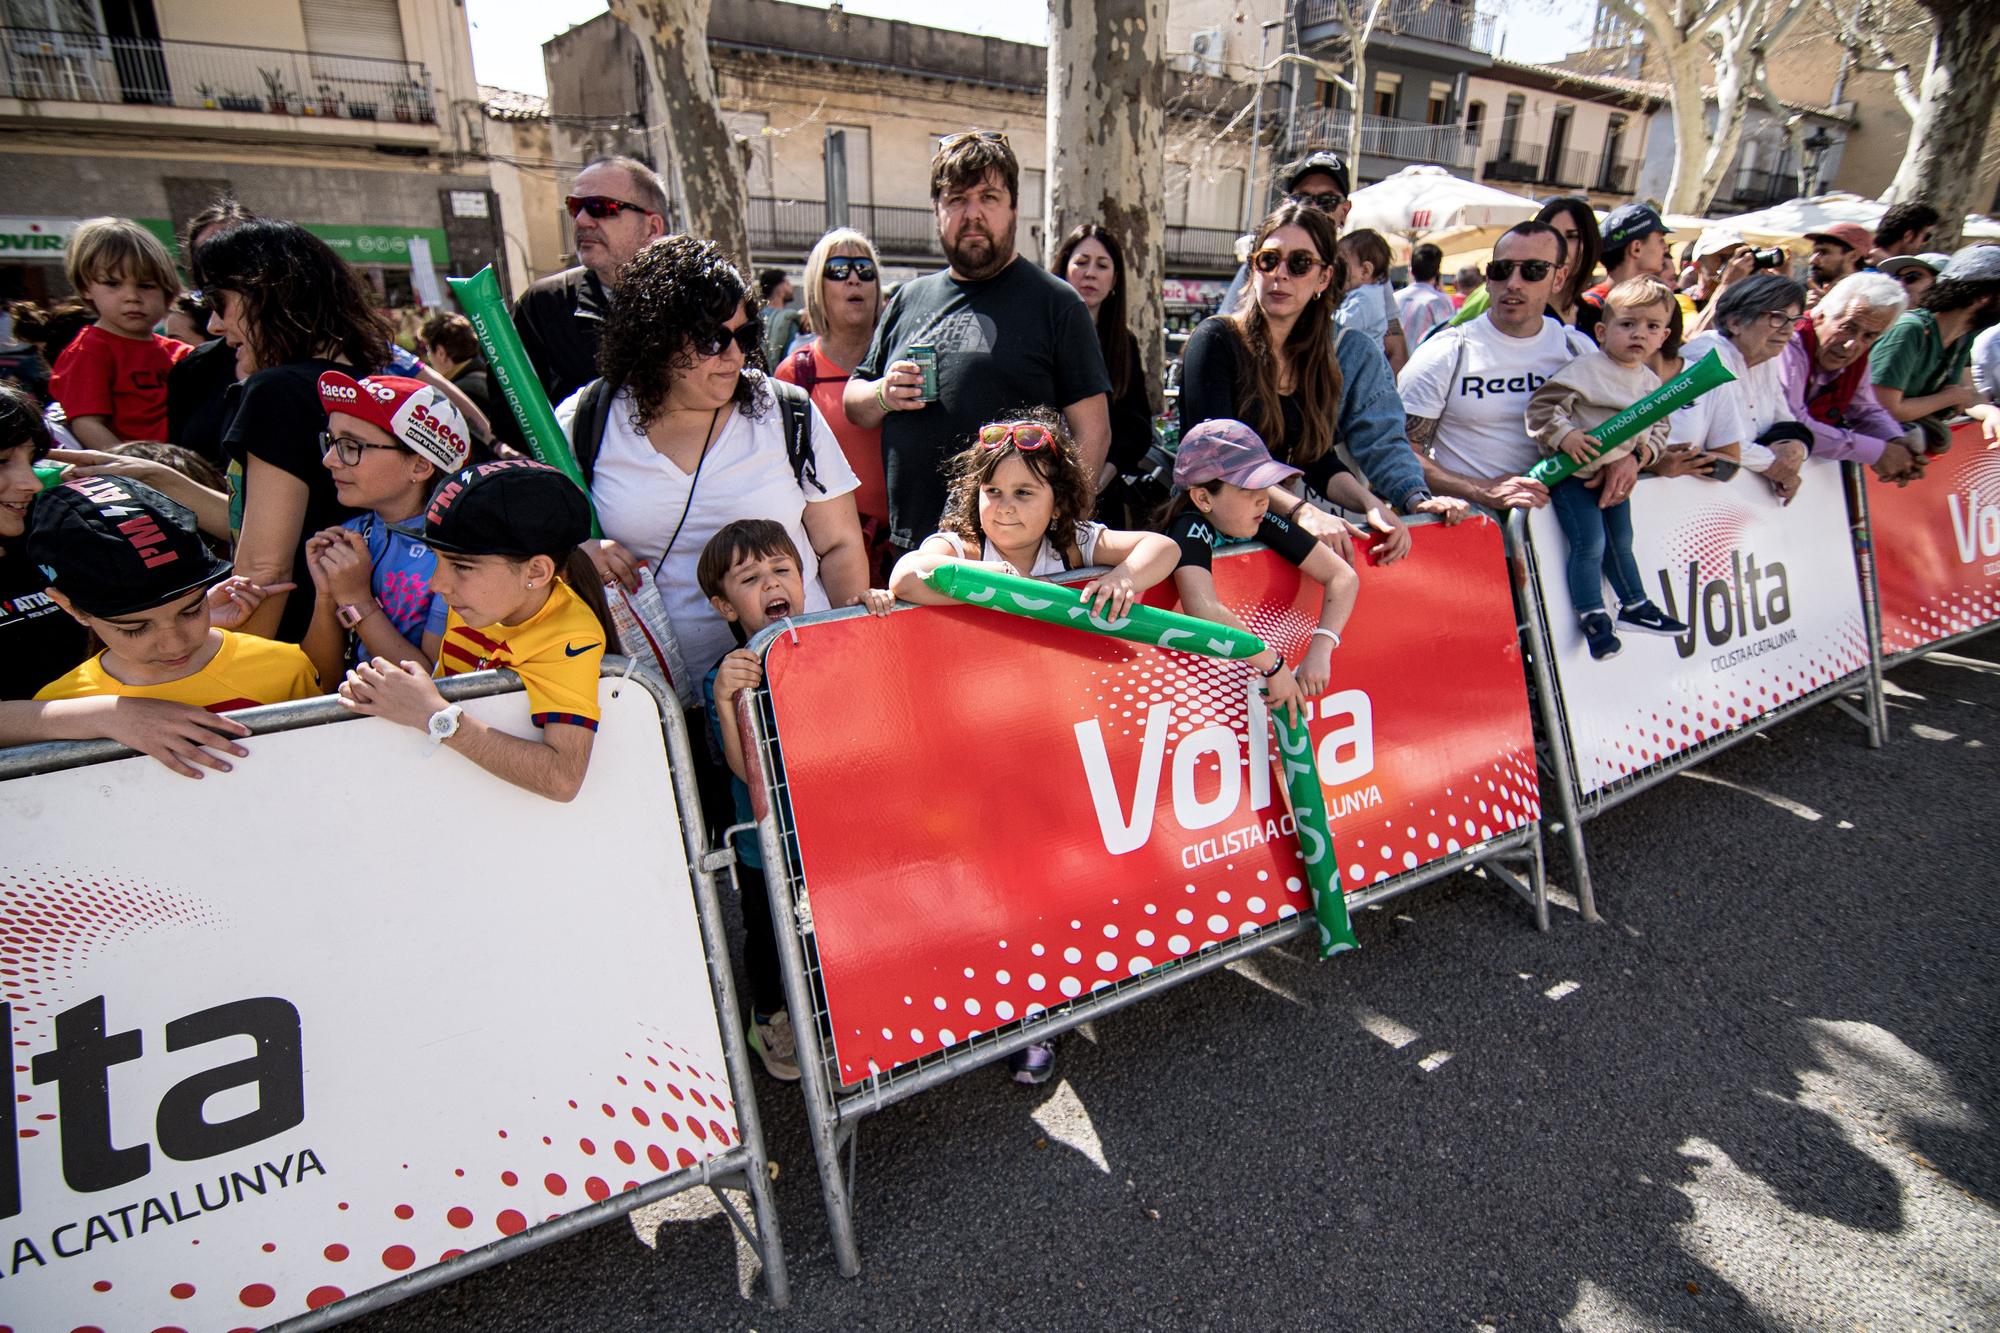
[1399,222,1602,512]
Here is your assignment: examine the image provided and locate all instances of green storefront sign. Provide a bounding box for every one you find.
[0,217,449,267]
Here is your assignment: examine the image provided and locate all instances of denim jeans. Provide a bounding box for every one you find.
[1550,475,1645,617]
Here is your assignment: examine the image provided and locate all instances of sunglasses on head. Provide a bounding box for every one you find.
[978,422,1053,451]
[1486,258,1556,283]
[1287,190,1346,212]
[691,322,760,359]
[565,194,655,221]
[825,256,877,283]
[1252,249,1328,277]
[938,129,1011,149]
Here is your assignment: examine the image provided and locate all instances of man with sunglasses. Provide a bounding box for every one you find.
[1399,221,1598,512]
[512,155,670,406]
[847,129,1111,548]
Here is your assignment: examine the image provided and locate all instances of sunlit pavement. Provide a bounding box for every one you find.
[356,639,2000,1332]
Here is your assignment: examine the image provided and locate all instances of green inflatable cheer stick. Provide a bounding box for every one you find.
[445,265,600,537]
[1269,698,1358,958]
[1525,348,1737,487]
[921,561,1267,659]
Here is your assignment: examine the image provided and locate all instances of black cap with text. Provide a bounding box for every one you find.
[418,458,593,557]
[27,476,231,617]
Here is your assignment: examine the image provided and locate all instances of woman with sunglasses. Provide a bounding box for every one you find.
[1053,224,1154,510]
[564,234,869,687]
[775,229,892,573]
[1180,203,1453,563]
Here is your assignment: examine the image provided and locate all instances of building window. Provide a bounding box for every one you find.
[1499,92,1524,157]
[1426,80,1452,127]
[301,0,409,64]
[1316,79,1340,111]
[1372,71,1401,119]
[1465,99,1485,145]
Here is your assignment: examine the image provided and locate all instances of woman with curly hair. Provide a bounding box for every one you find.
[197,218,392,641]
[1179,203,1462,564]
[558,233,868,686]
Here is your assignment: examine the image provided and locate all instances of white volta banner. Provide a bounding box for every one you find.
[0,680,737,1329]
[1527,462,1870,796]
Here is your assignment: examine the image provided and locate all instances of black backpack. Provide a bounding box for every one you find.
[569,374,826,495]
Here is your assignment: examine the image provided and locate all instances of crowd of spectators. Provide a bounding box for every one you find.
[2,128,1997,1090]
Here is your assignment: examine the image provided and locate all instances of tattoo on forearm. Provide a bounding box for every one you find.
[1405,415,1439,453]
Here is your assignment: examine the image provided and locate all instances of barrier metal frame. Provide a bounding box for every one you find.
[0,660,790,1321]
[1505,467,1885,922]
[737,568,1547,1278]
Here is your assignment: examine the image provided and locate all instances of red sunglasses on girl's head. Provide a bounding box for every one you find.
[978,422,1053,451]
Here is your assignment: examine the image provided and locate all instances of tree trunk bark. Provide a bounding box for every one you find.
[607,0,750,268]
[1882,0,2000,250]
[1047,0,1168,396]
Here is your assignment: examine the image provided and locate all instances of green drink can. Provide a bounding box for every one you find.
[908,343,939,403]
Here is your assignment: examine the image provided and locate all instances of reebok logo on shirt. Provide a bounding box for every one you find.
[1458,371,1551,400]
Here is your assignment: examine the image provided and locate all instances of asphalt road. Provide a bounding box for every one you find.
[352,638,2000,1332]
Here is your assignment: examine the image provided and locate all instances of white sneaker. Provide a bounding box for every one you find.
[748,1010,801,1082]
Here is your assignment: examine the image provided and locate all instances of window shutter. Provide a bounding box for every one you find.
[301,0,407,64]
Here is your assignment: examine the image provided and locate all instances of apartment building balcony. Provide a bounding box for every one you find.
[1717,167,1800,211]
[1296,0,1495,67]
[1484,143,1645,197]
[1296,108,1477,171]
[0,26,440,146]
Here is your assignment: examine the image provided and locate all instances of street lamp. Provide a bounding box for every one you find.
[1802,126,1835,196]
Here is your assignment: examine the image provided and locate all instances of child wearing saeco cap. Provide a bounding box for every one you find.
[301,370,473,685]
[337,459,620,802]
[30,476,318,710]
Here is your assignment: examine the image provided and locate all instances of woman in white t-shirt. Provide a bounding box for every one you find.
[563,235,869,682]
[1647,299,1750,483]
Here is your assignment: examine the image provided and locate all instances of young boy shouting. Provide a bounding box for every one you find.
[30,476,317,709]
[697,519,892,1082]
[1527,276,1691,662]
[51,217,189,448]
[302,371,473,685]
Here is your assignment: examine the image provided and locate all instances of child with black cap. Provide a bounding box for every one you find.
[30,475,319,709]
[337,458,620,802]
[301,369,473,685]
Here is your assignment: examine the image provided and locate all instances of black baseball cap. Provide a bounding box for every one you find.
[417,458,593,557]
[27,476,231,617]
[1601,203,1669,251]
[1280,151,1350,197]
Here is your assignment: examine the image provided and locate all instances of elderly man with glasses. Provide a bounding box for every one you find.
[511,155,670,405]
[1777,271,1923,483]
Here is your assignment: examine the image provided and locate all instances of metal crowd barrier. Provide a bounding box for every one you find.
[735,526,1546,1276]
[1505,465,1885,919]
[0,661,789,1325]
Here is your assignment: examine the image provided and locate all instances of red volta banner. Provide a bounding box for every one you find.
[1868,420,2000,656]
[761,519,1538,1083]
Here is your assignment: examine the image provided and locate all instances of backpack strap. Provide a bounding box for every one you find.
[769,377,826,495]
[572,377,614,488]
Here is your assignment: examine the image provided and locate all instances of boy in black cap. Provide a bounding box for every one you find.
[337,459,620,802]
[1577,203,1673,341]
[30,476,319,710]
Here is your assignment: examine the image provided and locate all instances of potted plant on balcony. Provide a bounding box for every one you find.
[259,67,298,115]
[219,88,261,113]
[197,82,217,110]
[348,95,379,120]
[391,82,412,122]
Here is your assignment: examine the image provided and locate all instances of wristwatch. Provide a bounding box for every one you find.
[336,599,378,630]
[426,704,464,746]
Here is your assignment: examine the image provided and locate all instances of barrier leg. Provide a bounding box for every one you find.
[744,690,865,1279]
[1507,514,1599,923]
[1842,463,1888,747]
[1480,825,1549,933]
[654,691,792,1306]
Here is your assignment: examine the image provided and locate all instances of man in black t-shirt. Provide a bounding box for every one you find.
[846,131,1110,548]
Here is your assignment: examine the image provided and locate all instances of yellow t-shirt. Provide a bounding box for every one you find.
[435,579,606,728]
[35,630,321,712]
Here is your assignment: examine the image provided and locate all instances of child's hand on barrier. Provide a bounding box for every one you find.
[339,657,448,730]
[856,588,896,617]
[206,576,297,630]
[1080,565,1140,620]
[715,648,764,705]
[1560,430,1601,464]
[1262,659,1305,727]
[92,696,252,779]
[1296,638,1335,698]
